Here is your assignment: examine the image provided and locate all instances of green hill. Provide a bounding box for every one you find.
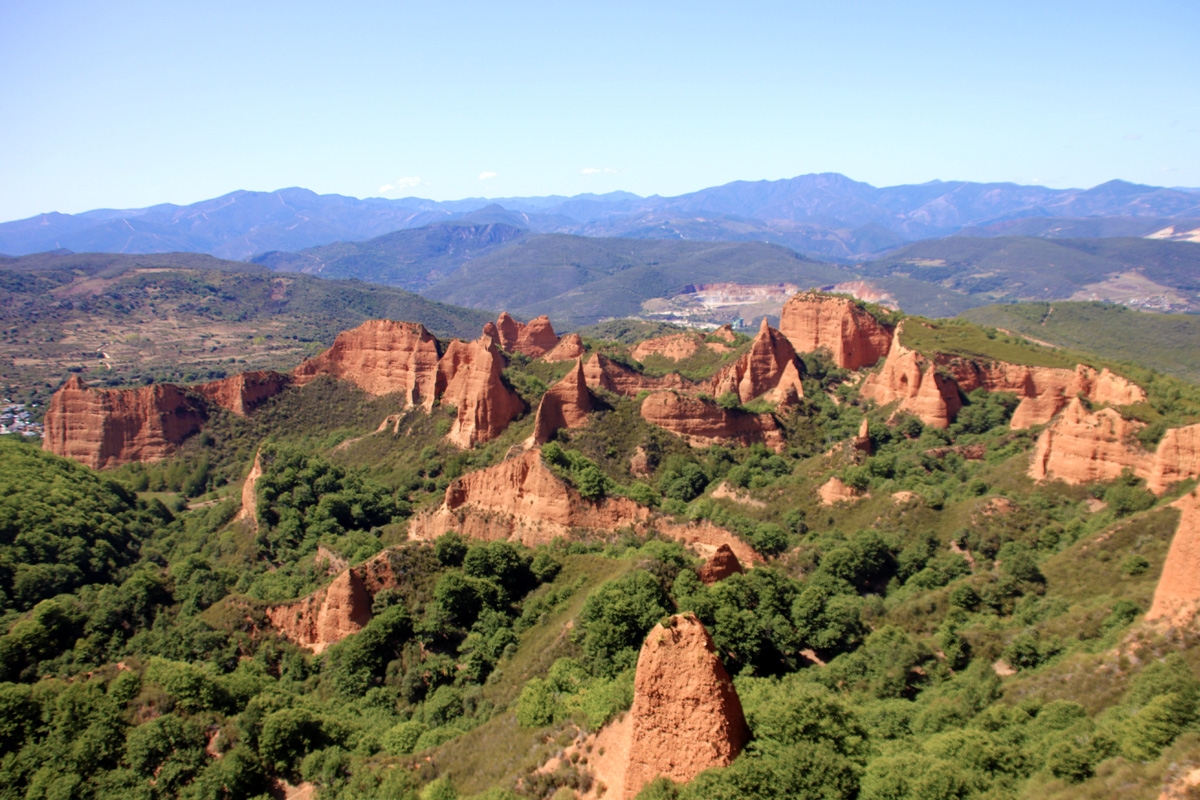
[860,236,1200,312]
[0,251,493,406]
[961,302,1200,383]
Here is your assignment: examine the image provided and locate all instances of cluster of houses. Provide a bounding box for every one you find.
[0,402,42,437]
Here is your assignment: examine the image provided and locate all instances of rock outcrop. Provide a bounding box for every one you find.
[1029,399,1147,485]
[709,319,805,405]
[632,333,706,362]
[697,544,745,585]
[858,330,962,428]
[484,312,560,357]
[1030,404,1200,494]
[819,476,869,505]
[1148,425,1200,496]
[623,614,749,798]
[235,450,264,529]
[265,569,373,654]
[860,323,1148,430]
[436,337,525,448]
[542,333,586,363]
[292,320,441,409]
[42,377,207,469]
[1147,488,1200,625]
[779,291,892,370]
[528,359,593,446]
[195,370,290,416]
[584,353,691,397]
[711,324,737,343]
[408,449,651,546]
[640,391,785,452]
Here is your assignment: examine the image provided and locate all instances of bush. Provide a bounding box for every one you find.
[578,571,669,676]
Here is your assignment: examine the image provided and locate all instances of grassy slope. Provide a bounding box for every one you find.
[960,302,1200,383]
[0,251,494,405]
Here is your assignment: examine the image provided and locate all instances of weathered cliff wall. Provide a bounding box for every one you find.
[779,292,892,370]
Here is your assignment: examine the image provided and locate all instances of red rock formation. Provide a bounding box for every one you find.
[709,319,805,405]
[435,337,525,448]
[632,333,705,362]
[292,320,441,409]
[265,569,373,654]
[711,324,737,343]
[640,391,785,452]
[1147,487,1200,625]
[853,418,872,454]
[1148,424,1200,496]
[235,450,264,529]
[542,332,586,362]
[528,359,593,446]
[43,377,207,469]
[195,370,289,416]
[858,330,962,428]
[819,476,868,505]
[697,544,745,585]
[486,312,560,357]
[584,353,691,397]
[779,291,892,370]
[408,449,651,546]
[623,614,749,798]
[1028,398,1147,485]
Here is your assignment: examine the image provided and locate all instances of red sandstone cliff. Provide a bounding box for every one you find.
[484,312,560,358]
[858,329,962,428]
[1147,487,1200,625]
[583,353,691,397]
[542,333,586,362]
[292,320,441,408]
[1029,399,1147,485]
[196,370,290,416]
[266,569,373,654]
[622,614,749,798]
[632,333,706,362]
[640,391,785,452]
[235,450,264,529]
[435,337,525,448]
[708,318,805,405]
[528,359,594,446]
[779,292,892,370]
[697,544,745,585]
[43,377,207,469]
[1029,402,1200,494]
[408,449,650,546]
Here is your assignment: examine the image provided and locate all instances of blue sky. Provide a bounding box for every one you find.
[1,0,1197,221]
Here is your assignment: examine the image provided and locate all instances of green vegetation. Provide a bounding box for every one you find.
[961,301,1200,383]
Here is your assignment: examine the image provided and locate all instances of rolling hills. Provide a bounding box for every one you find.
[0,251,493,406]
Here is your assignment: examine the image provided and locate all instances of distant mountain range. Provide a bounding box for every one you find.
[4,174,1199,262]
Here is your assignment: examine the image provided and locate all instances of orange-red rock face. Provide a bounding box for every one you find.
[1147,488,1200,625]
[819,476,868,505]
[486,312,560,357]
[640,391,785,452]
[195,370,289,416]
[779,292,893,370]
[623,614,749,798]
[1029,398,1147,485]
[408,449,650,546]
[235,450,264,529]
[292,320,441,409]
[858,331,962,429]
[632,333,705,362]
[43,377,207,469]
[1148,424,1200,496]
[266,569,373,654]
[697,544,745,585]
[436,337,525,448]
[529,359,593,446]
[542,332,586,362]
[583,354,691,397]
[709,319,805,405]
